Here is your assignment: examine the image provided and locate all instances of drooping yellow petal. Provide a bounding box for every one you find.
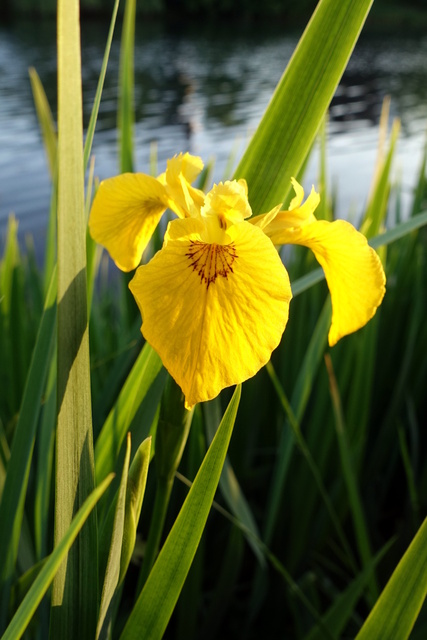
[89,172,169,271]
[129,217,292,408]
[268,219,386,346]
[163,152,205,218]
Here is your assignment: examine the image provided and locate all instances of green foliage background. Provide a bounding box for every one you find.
[2,0,427,637]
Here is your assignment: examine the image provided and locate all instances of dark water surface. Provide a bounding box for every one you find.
[1,18,427,256]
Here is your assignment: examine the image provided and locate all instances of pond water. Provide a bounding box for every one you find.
[1,18,427,257]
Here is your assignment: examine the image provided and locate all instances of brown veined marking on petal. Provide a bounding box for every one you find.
[186,240,238,289]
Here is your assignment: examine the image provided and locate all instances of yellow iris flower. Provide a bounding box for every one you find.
[89,154,385,408]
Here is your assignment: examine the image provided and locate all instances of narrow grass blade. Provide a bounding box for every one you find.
[248,299,332,622]
[397,422,420,529]
[0,269,56,629]
[118,0,135,173]
[0,422,9,501]
[369,210,427,249]
[95,342,163,485]
[325,354,378,601]
[29,67,57,180]
[9,558,46,619]
[97,434,131,640]
[97,436,152,639]
[34,354,57,561]
[135,378,194,594]
[28,68,58,293]
[43,178,57,296]
[83,0,121,172]
[120,386,241,640]
[2,475,113,640]
[356,517,427,640]
[0,216,27,417]
[203,398,265,566]
[199,526,244,640]
[85,156,99,312]
[51,0,97,636]
[175,470,336,639]
[362,117,400,238]
[0,216,19,319]
[304,540,393,640]
[411,134,427,218]
[262,299,331,545]
[317,115,333,222]
[119,436,151,584]
[175,409,206,640]
[234,0,374,214]
[267,358,357,574]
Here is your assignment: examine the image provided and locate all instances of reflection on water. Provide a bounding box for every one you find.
[1,19,427,254]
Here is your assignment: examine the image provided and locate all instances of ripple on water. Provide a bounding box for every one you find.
[1,22,427,260]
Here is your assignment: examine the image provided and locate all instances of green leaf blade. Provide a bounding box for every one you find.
[120,385,242,640]
[356,517,427,640]
[234,0,374,214]
[29,67,57,180]
[2,475,113,640]
[51,0,97,636]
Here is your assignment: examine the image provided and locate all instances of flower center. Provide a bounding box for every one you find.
[186,241,237,289]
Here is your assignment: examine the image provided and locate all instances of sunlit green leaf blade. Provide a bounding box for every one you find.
[51,0,97,636]
[119,436,151,584]
[29,67,57,180]
[0,216,19,320]
[97,434,151,640]
[120,385,242,640]
[83,0,121,172]
[362,109,400,238]
[234,0,374,214]
[2,475,113,640]
[356,517,427,640]
[118,0,135,173]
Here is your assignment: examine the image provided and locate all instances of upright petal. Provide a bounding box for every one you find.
[89,173,169,271]
[261,181,320,236]
[164,152,205,218]
[200,180,253,244]
[250,204,282,230]
[201,180,252,226]
[269,219,386,346]
[129,217,292,408]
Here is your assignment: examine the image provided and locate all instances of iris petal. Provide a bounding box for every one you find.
[269,219,386,346]
[201,180,252,225]
[89,173,168,271]
[129,217,292,408]
[164,153,205,218]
